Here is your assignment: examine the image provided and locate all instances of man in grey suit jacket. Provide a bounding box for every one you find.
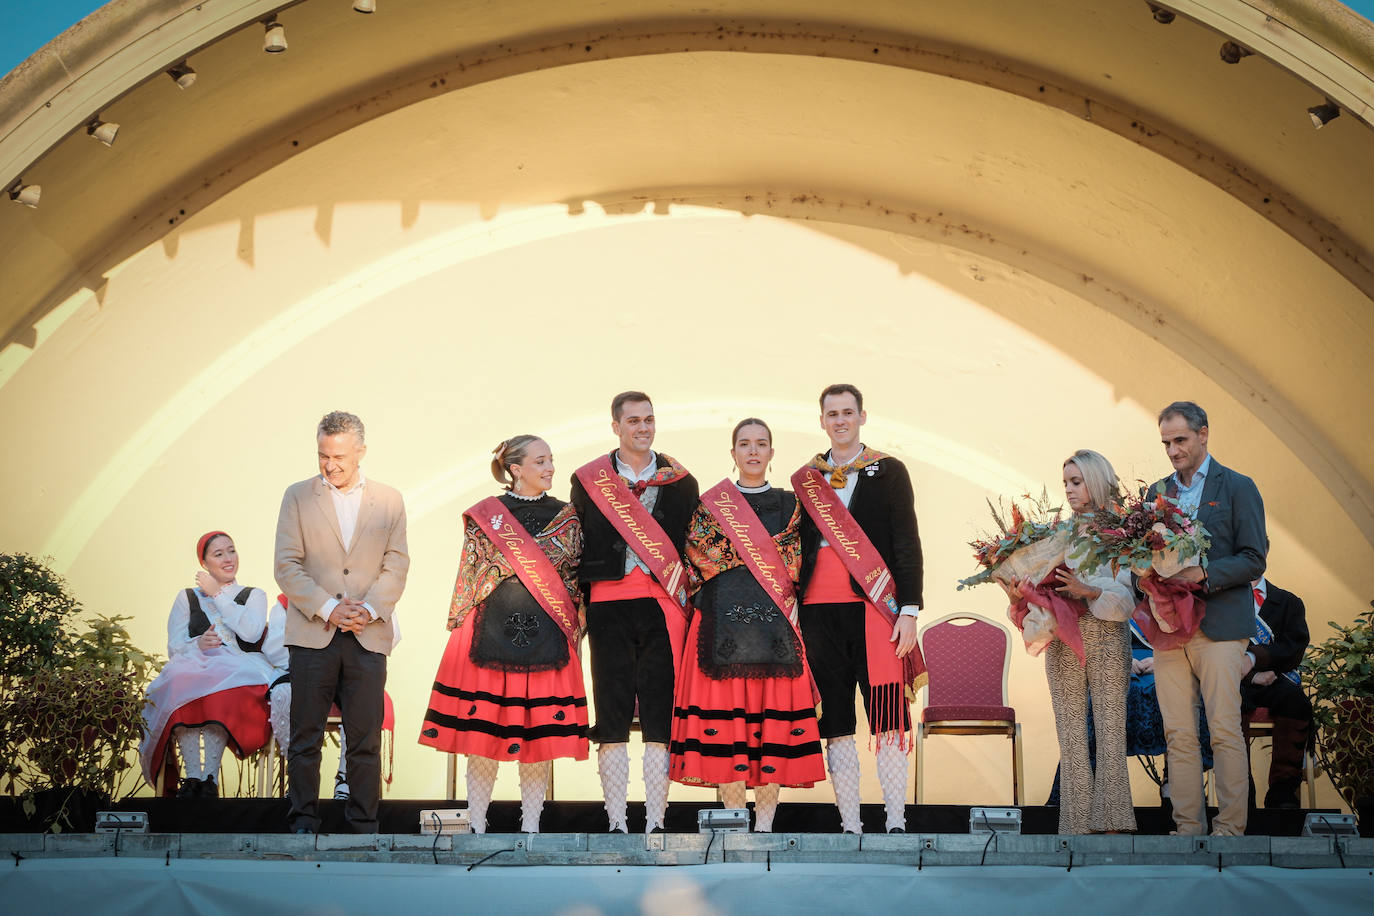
[275,411,409,833]
[1150,401,1266,836]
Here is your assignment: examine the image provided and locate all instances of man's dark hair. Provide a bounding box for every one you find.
[1158,400,1208,433]
[819,383,864,412]
[611,390,653,422]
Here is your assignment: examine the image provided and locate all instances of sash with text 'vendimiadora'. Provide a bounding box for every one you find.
[464,496,579,647]
[699,478,799,623]
[574,456,690,613]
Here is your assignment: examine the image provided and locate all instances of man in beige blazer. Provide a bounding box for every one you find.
[275,410,409,833]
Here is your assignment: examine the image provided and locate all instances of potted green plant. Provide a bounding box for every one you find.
[0,553,158,832]
[1301,602,1374,834]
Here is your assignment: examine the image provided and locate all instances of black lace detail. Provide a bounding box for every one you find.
[469,579,568,673]
[697,570,802,680]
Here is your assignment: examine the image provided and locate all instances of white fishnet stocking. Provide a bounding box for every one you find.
[643,742,671,833]
[465,755,499,834]
[519,760,551,833]
[875,734,908,832]
[753,783,780,833]
[598,743,630,832]
[826,736,863,834]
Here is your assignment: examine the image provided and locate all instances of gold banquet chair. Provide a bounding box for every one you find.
[914,612,1025,805]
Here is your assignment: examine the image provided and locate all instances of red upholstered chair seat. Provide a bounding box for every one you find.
[1246,706,1273,725]
[923,704,1016,724]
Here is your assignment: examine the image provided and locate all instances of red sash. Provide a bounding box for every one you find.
[464,497,579,647]
[700,479,799,621]
[792,464,927,695]
[574,455,690,614]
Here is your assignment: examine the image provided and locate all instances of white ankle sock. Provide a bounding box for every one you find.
[519,760,550,833]
[827,736,863,834]
[875,734,908,831]
[598,743,630,832]
[643,743,671,833]
[465,755,499,834]
[337,725,348,779]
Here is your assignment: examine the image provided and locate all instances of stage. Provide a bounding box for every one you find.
[3,800,1372,914]
[3,829,1372,915]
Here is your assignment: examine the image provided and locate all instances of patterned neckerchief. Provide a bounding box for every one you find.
[618,451,690,496]
[809,446,888,488]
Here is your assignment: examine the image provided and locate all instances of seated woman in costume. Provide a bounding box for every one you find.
[139,531,277,797]
[1002,450,1136,834]
[419,436,588,833]
[669,418,826,831]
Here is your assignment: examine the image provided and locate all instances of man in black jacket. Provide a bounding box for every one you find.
[1245,576,1312,809]
[796,383,923,833]
[571,391,698,833]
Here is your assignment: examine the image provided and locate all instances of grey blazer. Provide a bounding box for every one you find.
[1150,457,1266,642]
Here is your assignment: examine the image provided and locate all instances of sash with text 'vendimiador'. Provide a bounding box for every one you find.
[464,496,579,647]
[791,464,926,692]
[574,456,690,613]
[700,478,799,623]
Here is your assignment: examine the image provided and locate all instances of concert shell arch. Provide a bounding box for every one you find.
[1,0,1371,805]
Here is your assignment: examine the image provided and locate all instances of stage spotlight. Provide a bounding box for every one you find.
[87,118,120,147]
[353,0,377,12]
[1219,41,1252,64]
[7,179,40,208]
[166,62,197,89]
[1308,100,1340,129]
[1147,3,1175,24]
[263,18,288,53]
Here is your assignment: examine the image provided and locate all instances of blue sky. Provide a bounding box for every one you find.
[2,1,1373,82]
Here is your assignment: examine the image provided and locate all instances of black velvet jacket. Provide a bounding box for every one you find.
[1248,581,1309,675]
[570,451,700,588]
[797,454,924,609]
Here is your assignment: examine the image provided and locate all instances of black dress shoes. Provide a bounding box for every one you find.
[175,777,201,799]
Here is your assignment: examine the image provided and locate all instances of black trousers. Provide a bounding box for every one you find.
[799,601,911,739]
[287,632,386,832]
[586,597,676,744]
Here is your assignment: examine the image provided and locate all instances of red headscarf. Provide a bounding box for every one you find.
[196,530,230,562]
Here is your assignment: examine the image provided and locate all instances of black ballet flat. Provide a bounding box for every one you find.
[198,775,219,798]
[887,827,906,834]
[175,777,201,799]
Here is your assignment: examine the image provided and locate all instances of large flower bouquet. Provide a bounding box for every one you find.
[1071,485,1211,578]
[958,490,1069,590]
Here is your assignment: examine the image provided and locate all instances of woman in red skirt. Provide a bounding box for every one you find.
[139,531,277,797]
[419,435,588,832]
[669,418,826,831]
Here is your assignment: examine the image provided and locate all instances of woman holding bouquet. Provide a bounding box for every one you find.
[1004,450,1136,834]
[418,436,588,833]
[669,418,826,831]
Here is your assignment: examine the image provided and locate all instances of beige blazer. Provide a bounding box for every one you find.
[273,475,409,655]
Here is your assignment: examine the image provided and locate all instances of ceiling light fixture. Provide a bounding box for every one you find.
[1147,3,1175,24]
[7,179,41,208]
[87,117,120,146]
[1219,41,1252,64]
[1307,100,1340,129]
[263,18,288,53]
[166,62,197,89]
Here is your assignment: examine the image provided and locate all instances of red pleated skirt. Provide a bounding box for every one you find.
[148,684,272,787]
[419,611,589,763]
[669,609,826,788]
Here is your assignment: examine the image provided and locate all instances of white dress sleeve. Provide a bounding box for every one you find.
[166,589,199,658]
[261,603,289,672]
[211,587,269,644]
